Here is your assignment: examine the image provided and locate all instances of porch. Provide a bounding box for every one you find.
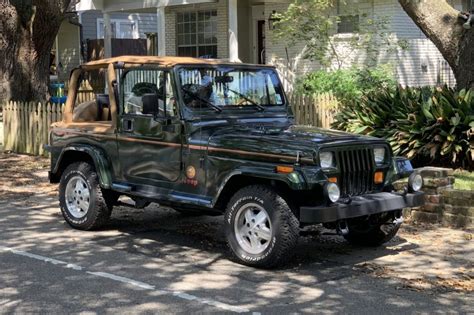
[76,0,290,64]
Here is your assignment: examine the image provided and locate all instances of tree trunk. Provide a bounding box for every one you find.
[0,0,71,102]
[398,0,474,89]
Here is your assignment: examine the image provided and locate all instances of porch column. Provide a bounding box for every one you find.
[157,6,166,56]
[228,0,239,61]
[103,12,112,58]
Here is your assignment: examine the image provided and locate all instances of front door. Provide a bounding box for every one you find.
[257,20,266,64]
[117,68,181,185]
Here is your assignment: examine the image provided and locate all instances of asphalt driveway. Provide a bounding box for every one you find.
[0,152,472,314]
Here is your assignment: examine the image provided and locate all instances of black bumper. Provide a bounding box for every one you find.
[300,191,425,223]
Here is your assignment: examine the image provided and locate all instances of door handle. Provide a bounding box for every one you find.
[123,118,134,132]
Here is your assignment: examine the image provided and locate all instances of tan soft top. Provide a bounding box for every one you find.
[81,55,270,70]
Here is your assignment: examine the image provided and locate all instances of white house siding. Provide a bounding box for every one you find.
[264,2,321,91]
[377,0,458,86]
[163,0,229,59]
[265,0,459,88]
[56,20,81,81]
[80,10,158,40]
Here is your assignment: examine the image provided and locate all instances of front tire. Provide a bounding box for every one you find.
[59,162,113,230]
[344,211,402,246]
[224,185,299,268]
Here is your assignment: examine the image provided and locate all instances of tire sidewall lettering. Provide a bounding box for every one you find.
[238,236,277,262]
[227,196,264,224]
[226,192,279,264]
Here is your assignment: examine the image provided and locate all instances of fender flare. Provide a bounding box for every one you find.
[52,144,113,189]
[213,166,308,205]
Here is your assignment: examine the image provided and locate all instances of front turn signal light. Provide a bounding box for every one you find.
[374,171,384,184]
[276,166,294,174]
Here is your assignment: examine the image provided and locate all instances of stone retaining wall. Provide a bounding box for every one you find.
[400,167,473,228]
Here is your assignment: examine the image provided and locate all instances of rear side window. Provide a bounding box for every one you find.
[72,68,112,122]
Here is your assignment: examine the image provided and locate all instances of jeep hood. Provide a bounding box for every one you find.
[194,122,385,162]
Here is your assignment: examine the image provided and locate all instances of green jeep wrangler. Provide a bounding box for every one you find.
[47,56,424,268]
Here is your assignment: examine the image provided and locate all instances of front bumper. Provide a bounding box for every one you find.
[300,191,424,223]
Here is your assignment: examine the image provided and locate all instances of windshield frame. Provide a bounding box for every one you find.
[173,64,289,118]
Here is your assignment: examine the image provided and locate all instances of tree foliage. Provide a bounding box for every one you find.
[273,0,407,69]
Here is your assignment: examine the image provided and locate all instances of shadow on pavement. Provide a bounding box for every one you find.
[1,152,472,314]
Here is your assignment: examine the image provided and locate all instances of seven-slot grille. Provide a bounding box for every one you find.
[336,148,375,196]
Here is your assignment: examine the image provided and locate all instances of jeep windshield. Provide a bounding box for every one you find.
[176,66,286,112]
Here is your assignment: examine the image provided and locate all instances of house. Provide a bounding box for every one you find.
[56,0,471,87]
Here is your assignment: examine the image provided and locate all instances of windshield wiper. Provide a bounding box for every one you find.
[181,87,222,113]
[227,88,265,111]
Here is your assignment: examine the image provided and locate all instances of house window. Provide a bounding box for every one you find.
[97,18,139,39]
[336,0,360,34]
[176,10,218,58]
[338,15,360,33]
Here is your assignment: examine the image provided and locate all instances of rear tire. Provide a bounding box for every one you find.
[225,185,299,268]
[344,211,402,246]
[59,162,113,230]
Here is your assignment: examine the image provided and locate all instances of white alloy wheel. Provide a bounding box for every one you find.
[234,203,273,255]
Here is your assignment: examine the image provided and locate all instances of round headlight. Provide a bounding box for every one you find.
[374,147,387,165]
[325,183,341,203]
[320,152,335,168]
[408,173,423,192]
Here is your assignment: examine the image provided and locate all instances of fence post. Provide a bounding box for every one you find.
[43,102,49,154]
[14,102,19,152]
[321,93,327,128]
[2,101,7,150]
[8,102,13,151]
[27,102,33,154]
[37,102,43,156]
[46,103,52,142]
[3,101,8,151]
[16,101,20,152]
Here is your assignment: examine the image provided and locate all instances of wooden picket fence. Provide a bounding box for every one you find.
[71,81,95,104]
[290,92,339,128]
[2,101,64,156]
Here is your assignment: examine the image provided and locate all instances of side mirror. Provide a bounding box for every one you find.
[142,93,159,115]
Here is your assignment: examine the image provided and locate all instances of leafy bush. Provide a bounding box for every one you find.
[297,65,397,105]
[333,86,474,170]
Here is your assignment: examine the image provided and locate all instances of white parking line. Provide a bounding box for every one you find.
[0,246,250,313]
[86,271,157,290]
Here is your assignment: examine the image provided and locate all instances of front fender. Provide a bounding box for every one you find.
[52,145,113,189]
[213,165,308,205]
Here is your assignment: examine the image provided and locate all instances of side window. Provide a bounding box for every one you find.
[72,69,112,123]
[121,69,177,117]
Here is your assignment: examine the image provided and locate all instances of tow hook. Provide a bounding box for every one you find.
[393,211,404,226]
[336,220,349,236]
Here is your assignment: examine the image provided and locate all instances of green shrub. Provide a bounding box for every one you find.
[333,86,474,170]
[297,65,397,104]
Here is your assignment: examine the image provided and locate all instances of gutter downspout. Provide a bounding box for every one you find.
[65,11,85,63]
